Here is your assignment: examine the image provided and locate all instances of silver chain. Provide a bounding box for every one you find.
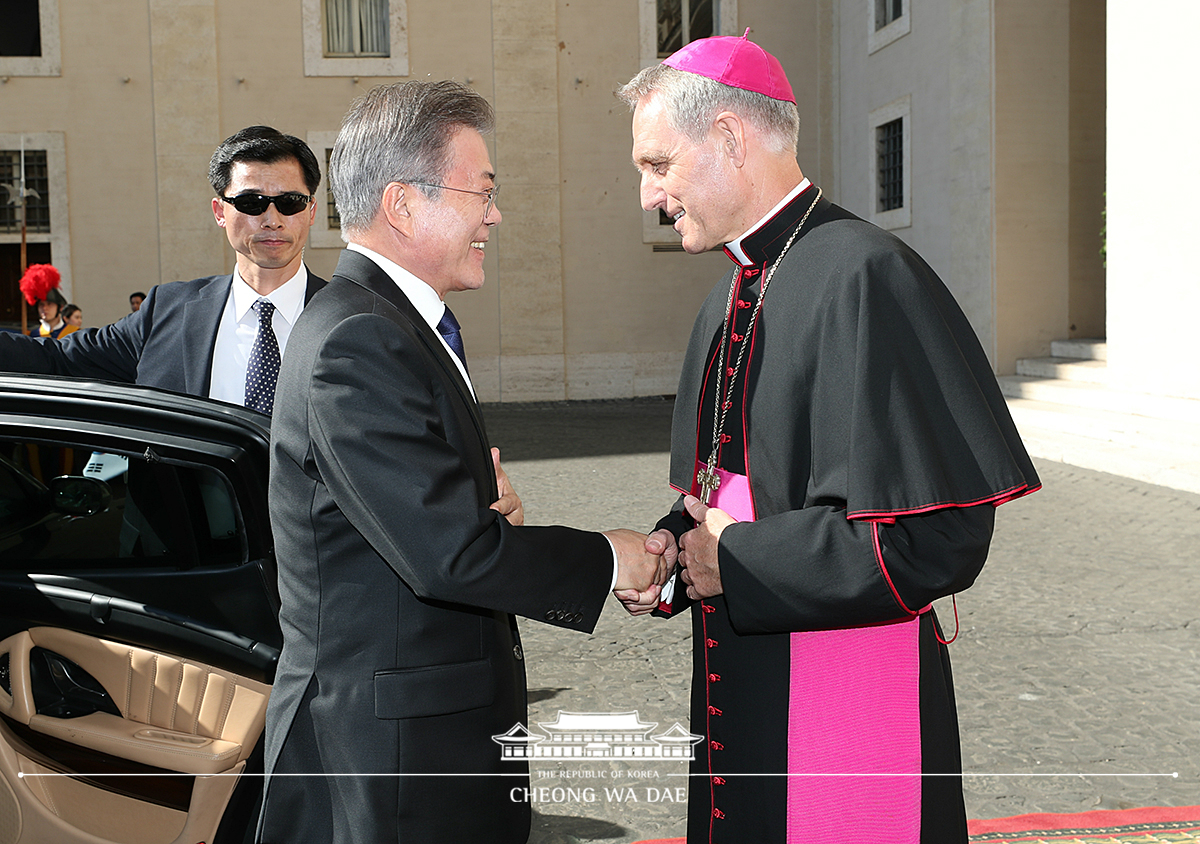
[704,188,823,472]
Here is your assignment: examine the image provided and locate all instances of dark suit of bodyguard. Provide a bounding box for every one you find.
[0,125,326,406]
[0,271,324,395]
[259,81,664,843]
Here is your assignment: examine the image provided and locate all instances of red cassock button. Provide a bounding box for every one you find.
[702,604,716,613]
[708,673,721,682]
[705,638,719,648]
[713,808,726,819]
[708,705,722,716]
[713,776,727,785]
[710,740,724,751]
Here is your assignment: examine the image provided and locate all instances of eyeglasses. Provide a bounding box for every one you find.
[409,182,499,221]
[219,192,314,216]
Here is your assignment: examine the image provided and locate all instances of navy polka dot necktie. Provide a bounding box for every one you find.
[244,298,280,415]
[437,306,468,372]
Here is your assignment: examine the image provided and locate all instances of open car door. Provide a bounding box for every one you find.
[0,375,280,844]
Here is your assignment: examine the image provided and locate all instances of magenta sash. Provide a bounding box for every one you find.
[698,462,922,844]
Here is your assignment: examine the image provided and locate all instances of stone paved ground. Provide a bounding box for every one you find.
[484,398,1200,844]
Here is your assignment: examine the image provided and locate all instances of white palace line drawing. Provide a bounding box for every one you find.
[492,711,704,760]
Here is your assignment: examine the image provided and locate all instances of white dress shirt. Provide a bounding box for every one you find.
[208,264,309,406]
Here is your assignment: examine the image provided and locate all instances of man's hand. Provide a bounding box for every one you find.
[678,494,736,600]
[488,447,524,526]
[604,528,669,599]
[613,528,680,615]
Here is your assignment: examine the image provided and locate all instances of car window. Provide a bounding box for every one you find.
[0,437,244,571]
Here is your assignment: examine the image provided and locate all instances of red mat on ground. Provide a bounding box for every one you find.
[969,805,1200,842]
[632,808,1200,844]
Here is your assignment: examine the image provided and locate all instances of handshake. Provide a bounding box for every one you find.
[602,529,676,616]
[601,496,734,616]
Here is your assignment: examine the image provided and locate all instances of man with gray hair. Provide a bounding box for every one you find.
[619,33,1039,843]
[258,80,667,844]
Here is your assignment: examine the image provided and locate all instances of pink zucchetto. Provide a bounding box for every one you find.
[662,29,795,104]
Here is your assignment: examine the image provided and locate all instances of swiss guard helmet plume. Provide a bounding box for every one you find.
[19,264,66,307]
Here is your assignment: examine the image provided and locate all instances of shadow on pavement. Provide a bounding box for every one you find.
[530,810,628,843]
[482,397,675,461]
[528,687,574,704]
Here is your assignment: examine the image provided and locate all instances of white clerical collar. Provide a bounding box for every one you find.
[230,263,307,326]
[725,178,812,267]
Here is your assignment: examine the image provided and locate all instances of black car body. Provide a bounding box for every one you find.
[0,374,281,844]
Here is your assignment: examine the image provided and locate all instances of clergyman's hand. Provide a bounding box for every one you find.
[488,447,524,526]
[604,527,668,587]
[614,529,680,616]
[678,495,735,599]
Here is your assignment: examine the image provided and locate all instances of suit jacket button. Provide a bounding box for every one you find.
[545,610,556,621]
[513,644,524,660]
[572,612,583,623]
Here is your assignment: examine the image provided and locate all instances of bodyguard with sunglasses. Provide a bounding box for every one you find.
[0,126,325,414]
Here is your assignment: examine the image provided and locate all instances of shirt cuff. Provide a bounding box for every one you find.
[603,535,619,591]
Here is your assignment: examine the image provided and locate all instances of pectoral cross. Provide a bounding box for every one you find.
[696,463,721,505]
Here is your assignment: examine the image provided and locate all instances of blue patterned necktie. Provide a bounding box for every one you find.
[244,298,280,415]
[437,305,468,372]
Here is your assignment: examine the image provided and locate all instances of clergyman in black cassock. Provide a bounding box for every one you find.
[618,34,1039,844]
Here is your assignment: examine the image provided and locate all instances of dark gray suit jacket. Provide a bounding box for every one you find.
[259,249,612,844]
[0,271,326,397]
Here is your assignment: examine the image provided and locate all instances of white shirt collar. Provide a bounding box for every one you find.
[346,242,446,332]
[230,263,308,326]
[346,243,475,399]
[724,178,812,267]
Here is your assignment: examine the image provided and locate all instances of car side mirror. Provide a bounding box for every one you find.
[49,476,113,518]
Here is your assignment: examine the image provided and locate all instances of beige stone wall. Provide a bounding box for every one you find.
[835,0,997,361]
[1106,0,1200,400]
[2,3,162,326]
[150,0,226,288]
[6,0,1108,397]
[555,0,729,402]
[1067,0,1105,340]
[993,0,1072,371]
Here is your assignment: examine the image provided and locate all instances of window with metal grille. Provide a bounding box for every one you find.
[0,149,50,234]
[876,118,903,212]
[875,0,903,30]
[324,0,390,58]
[658,0,716,57]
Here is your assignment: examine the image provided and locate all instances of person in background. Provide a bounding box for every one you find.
[0,127,326,412]
[62,304,83,330]
[18,264,76,339]
[129,291,145,312]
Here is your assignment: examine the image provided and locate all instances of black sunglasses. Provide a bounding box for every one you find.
[220,192,314,216]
